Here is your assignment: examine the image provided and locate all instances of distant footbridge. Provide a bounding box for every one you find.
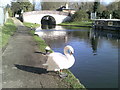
[23,10,71,25]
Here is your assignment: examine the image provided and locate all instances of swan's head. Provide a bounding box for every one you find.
[64,45,74,55]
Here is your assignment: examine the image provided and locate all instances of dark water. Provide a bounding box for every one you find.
[35,26,119,88]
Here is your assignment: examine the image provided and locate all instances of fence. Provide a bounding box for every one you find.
[0,6,9,26]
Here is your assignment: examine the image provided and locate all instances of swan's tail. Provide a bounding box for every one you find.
[45,46,51,54]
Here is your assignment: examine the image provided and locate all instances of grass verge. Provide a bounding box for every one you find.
[1,18,17,48]
[24,22,86,89]
[23,22,40,28]
[30,30,48,52]
[59,21,92,27]
[23,22,49,52]
[63,70,85,88]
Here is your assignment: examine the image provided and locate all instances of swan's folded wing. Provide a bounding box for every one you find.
[50,53,69,69]
[46,55,60,71]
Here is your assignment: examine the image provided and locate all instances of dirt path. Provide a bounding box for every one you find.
[2,18,70,88]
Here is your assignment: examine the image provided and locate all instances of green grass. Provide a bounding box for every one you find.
[24,22,51,53]
[1,18,17,48]
[34,35,47,52]
[63,70,86,88]
[59,21,93,27]
[31,30,48,52]
[24,22,85,89]
[30,29,53,53]
[23,22,40,28]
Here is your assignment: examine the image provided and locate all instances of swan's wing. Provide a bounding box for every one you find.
[48,52,69,69]
[46,54,60,71]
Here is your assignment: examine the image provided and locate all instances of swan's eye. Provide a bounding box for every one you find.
[67,50,71,54]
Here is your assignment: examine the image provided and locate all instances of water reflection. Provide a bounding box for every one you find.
[35,25,119,88]
[91,36,98,55]
[41,25,56,29]
[35,26,119,54]
[93,29,119,48]
[94,29,120,40]
[35,26,70,48]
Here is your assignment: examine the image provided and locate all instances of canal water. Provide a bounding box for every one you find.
[35,25,119,88]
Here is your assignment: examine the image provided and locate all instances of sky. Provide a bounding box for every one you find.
[0,0,12,7]
[0,0,118,7]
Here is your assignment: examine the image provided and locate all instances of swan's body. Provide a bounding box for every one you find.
[44,45,75,71]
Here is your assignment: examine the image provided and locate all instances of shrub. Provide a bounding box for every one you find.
[112,10,120,19]
[72,10,89,22]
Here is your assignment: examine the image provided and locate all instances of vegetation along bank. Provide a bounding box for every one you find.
[1,18,17,49]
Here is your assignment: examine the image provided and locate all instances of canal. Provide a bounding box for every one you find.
[35,25,119,88]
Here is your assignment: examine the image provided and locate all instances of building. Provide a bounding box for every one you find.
[56,3,76,15]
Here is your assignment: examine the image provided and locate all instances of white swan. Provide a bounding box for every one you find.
[43,45,75,73]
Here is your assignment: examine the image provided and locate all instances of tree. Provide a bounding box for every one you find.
[41,2,66,10]
[101,10,111,19]
[72,10,89,21]
[78,2,94,12]
[11,0,33,16]
[106,1,120,19]
[93,1,100,13]
[112,10,120,19]
[118,1,120,10]
[106,2,118,11]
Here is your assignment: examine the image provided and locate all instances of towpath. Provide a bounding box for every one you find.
[2,18,70,88]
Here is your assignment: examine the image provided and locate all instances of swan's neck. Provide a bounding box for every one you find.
[63,46,75,68]
[64,46,69,56]
[64,46,75,62]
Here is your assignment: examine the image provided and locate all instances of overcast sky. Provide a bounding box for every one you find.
[0,0,118,7]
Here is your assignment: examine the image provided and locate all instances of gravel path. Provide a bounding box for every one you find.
[2,18,70,88]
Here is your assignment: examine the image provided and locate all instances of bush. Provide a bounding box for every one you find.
[8,8,13,17]
[101,10,111,19]
[112,10,120,19]
[72,10,89,22]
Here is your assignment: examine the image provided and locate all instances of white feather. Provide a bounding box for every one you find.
[44,45,75,71]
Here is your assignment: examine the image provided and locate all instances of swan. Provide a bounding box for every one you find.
[43,45,75,77]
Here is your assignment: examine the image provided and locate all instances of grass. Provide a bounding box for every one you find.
[63,70,85,88]
[59,21,93,27]
[1,18,17,48]
[34,35,48,52]
[23,22,40,28]
[30,30,48,52]
[23,22,52,53]
[23,22,45,52]
[24,22,86,89]
[29,28,53,53]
